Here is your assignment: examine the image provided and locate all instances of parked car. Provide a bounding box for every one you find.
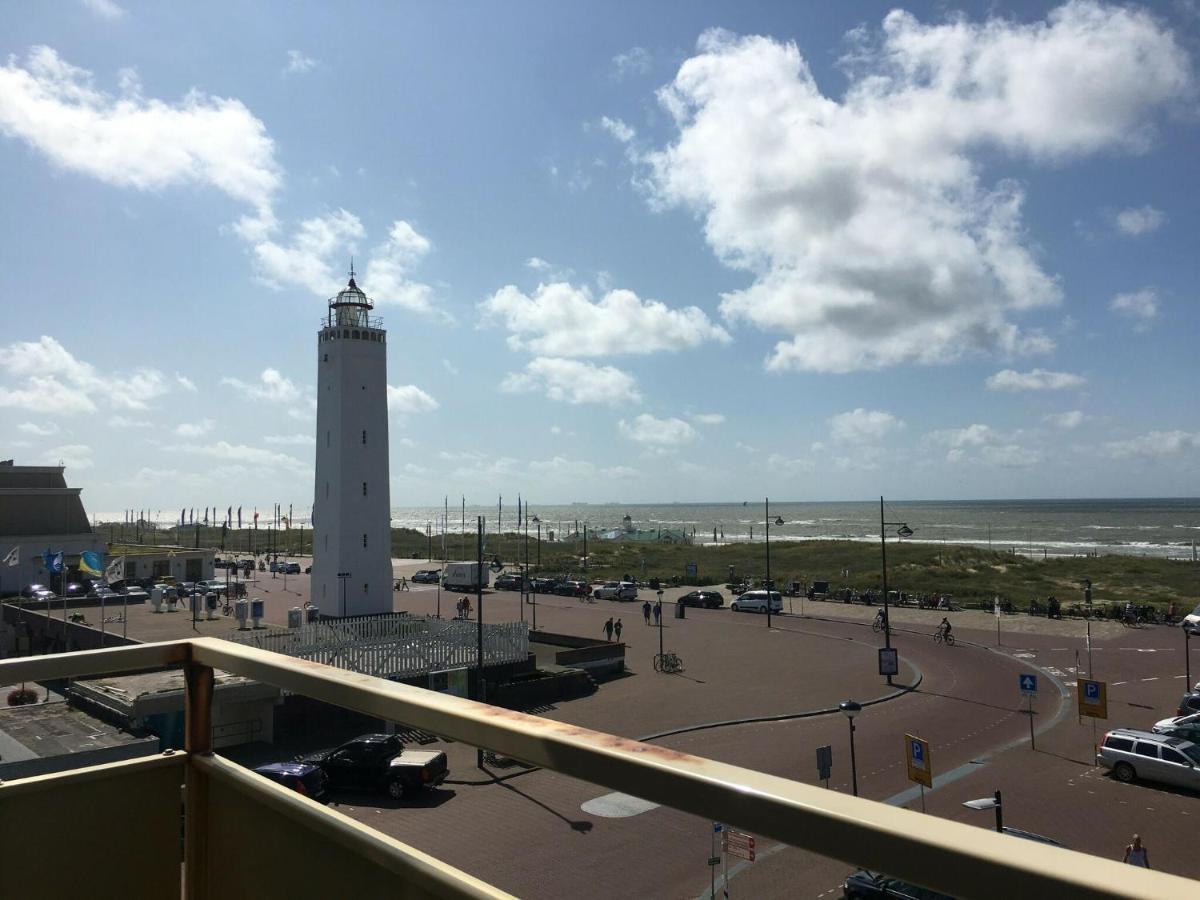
[493,572,527,591]
[530,577,560,593]
[1176,692,1200,717]
[20,583,49,599]
[1096,728,1200,789]
[593,581,637,601]
[730,590,783,614]
[63,582,87,598]
[1183,602,1200,635]
[1153,713,1200,742]
[842,830,1062,899]
[300,734,449,800]
[196,580,228,595]
[679,590,724,609]
[412,569,441,584]
[253,762,329,801]
[26,587,56,602]
[556,580,590,597]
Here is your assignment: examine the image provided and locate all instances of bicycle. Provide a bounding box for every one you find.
[933,629,955,646]
[653,651,684,674]
[871,616,886,633]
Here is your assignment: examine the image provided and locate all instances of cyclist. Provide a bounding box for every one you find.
[874,608,886,630]
[938,617,952,642]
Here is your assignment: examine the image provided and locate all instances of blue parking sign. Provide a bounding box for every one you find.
[910,739,924,765]
[1085,682,1099,702]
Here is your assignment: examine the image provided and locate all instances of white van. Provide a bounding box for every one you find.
[442,562,490,592]
[730,590,782,614]
[1183,602,1200,634]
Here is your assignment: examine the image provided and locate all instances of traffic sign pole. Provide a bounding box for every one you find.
[1028,694,1035,751]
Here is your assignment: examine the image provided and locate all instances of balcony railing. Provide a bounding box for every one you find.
[0,637,1193,899]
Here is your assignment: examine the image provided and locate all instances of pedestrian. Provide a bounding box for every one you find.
[400,576,409,591]
[642,600,652,625]
[603,617,614,642]
[1122,834,1150,868]
[653,601,661,625]
[614,618,623,642]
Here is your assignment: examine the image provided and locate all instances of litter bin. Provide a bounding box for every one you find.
[674,602,685,619]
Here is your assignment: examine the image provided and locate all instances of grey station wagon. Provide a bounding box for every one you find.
[1097,728,1200,791]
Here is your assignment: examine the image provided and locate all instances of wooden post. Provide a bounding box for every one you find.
[184,660,214,899]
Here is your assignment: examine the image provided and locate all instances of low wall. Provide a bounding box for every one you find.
[528,630,596,649]
[0,737,159,780]
[2,605,141,654]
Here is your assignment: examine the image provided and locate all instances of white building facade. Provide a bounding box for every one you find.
[311,276,393,616]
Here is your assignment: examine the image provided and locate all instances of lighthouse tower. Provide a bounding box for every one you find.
[312,269,393,616]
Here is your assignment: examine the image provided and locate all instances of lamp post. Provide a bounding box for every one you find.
[533,516,541,570]
[657,588,665,659]
[879,496,914,685]
[1186,627,1191,687]
[963,791,1003,833]
[840,700,861,796]
[764,498,784,628]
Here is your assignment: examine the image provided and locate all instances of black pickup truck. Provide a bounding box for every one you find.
[300,734,448,800]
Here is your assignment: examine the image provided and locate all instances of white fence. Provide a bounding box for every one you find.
[226,613,529,680]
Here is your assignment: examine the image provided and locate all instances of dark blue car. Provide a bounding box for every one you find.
[253,762,328,801]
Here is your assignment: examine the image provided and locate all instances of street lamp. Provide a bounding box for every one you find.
[840,700,861,796]
[657,588,665,659]
[532,516,541,571]
[963,791,1003,833]
[765,498,785,628]
[879,496,913,685]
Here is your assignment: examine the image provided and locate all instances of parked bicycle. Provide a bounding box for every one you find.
[653,651,684,674]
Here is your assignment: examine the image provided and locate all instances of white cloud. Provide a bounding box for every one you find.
[1109,288,1159,329]
[1043,410,1086,429]
[828,408,903,443]
[979,443,1040,468]
[927,423,1038,467]
[386,384,439,414]
[244,209,364,295]
[264,433,315,446]
[600,116,635,143]
[175,373,197,392]
[172,440,309,473]
[501,357,641,406]
[17,422,58,436]
[221,368,303,403]
[1113,205,1166,236]
[525,257,551,271]
[0,46,280,216]
[481,281,729,357]
[612,46,653,79]
[284,51,317,75]
[108,415,149,428]
[173,419,213,437]
[641,7,1190,373]
[363,220,442,317]
[985,368,1085,391]
[40,443,93,469]
[618,413,696,447]
[82,0,125,19]
[0,335,171,414]
[691,412,725,425]
[442,359,459,376]
[767,453,815,477]
[1104,430,1200,459]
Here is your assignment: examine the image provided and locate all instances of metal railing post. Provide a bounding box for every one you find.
[185,660,214,899]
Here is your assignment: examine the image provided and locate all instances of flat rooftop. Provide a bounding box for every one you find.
[0,700,150,761]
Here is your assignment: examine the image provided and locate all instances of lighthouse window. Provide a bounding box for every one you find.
[362,430,367,444]
[362,534,367,548]
[352,330,360,339]
[343,329,349,338]
[323,353,328,362]
[362,481,367,496]
[326,430,330,447]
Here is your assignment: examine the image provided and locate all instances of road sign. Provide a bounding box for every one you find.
[1077,678,1108,719]
[1019,673,1038,697]
[686,562,698,579]
[725,830,754,850]
[713,822,723,833]
[816,744,832,780]
[905,733,932,788]
[879,647,899,677]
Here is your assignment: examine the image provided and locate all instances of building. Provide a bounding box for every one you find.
[311,272,393,616]
[0,462,106,596]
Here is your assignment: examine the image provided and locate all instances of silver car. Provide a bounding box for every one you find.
[1152,713,1200,742]
[1097,728,1200,790]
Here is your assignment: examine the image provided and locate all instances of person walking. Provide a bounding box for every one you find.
[614,618,623,642]
[603,617,614,642]
[653,601,661,625]
[400,576,409,591]
[1123,834,1150,868]
[642,600,652,625]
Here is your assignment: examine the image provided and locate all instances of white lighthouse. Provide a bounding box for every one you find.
[312,270,393,616]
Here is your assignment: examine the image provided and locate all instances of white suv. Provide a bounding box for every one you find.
[594,581,638,601]
[1097,728,1200,790]
[730,590,783,614]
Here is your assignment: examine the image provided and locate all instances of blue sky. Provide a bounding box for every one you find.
[1,0,1197,516]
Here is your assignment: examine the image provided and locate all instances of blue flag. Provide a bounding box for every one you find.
[43,549,64,573]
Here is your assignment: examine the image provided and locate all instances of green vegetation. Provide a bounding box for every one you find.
[395,529,1199,611]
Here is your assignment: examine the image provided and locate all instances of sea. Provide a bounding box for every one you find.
[389,498,1200,561]
[106,498,1200,561]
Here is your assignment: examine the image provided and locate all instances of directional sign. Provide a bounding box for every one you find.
[1019,673,1038,697]
[724,831,756,862]
[879,647,899,677]
[816,745,833,781]
[1077,678,1108,719]
[905,733,932,788]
